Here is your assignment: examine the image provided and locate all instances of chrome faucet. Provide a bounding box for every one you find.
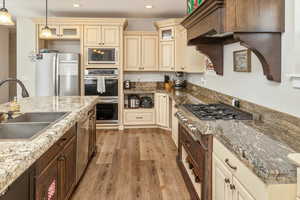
[0,78,30,98]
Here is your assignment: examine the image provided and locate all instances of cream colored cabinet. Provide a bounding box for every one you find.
[213,138,297,200]
[124,109,155,125]
[213,154,234,200]
[155,19,206,73]
[155,93,169,127]
[101,26,120,46]
[159,41,175,71]
[39,24,80,39]
[124,35,141,71]
[84,25,120,46]
[124,32,158,71]
[171,100,179,147]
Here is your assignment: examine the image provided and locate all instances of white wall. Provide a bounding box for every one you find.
[0,28,10,103]
[187,0,300,118]
[126,18,162,31]
[16,17,36,97]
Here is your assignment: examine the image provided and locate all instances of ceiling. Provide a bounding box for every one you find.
[3,0,187,18]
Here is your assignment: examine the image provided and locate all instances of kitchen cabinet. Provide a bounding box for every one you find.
[155,93,169,127]
[213,138,297,200]
[39,24,81,40]
[124,109,156,125]
[124,32,158,71]
[0,167,35,200]
[84,25,120,47]
[88,108,97,160]
[60,137,77,200]
[156,19,205,73]
[159,41,175,71]
[36,125,77,200]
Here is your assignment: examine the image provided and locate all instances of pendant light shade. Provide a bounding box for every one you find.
[0,0,15,26]
[40,0,52,38]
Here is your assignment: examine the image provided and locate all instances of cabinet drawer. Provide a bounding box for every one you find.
[124,109,155,125]
[36,126,76,175]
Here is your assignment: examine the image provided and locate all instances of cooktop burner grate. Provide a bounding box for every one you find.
[183,103,253,121]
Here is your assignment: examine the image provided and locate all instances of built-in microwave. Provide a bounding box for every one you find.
[86,47,119,65]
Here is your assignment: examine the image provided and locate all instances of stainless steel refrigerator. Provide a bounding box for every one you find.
[36,53,80,96]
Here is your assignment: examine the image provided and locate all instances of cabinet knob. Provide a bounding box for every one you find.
[224,178,230,184]
[195,176,200,183]
[230,184,236,190]
[58,155,66,161]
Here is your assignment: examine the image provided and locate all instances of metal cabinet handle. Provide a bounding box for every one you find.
[224,178,230,184]
[230,184,236,190]
[225,159,237,170]
[195,176,200,183]
[0,187,9,197]
[136,117,143,119]
[58,155,66,161]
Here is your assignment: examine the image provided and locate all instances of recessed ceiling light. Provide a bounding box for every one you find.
[73,3,80,8]
[145,5,153,9]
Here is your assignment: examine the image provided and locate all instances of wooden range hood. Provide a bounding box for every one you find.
[181,0,285,82]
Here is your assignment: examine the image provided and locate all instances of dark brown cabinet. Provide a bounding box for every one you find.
[0,166,35,200]
[36,125,77,200]
[59,137,77,200]
[88,107,96,160]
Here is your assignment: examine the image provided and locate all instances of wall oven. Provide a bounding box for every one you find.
[86,47,119,65]
[85,69,119,124]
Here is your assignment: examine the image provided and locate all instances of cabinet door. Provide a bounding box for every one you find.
[0,167,34,200]
[101,26,120,46]
[124,35,141,71]
[36,157,59,200]
[141,35,158,71]
[232,177,255,200]
[159,26,175,41]
[159,41,175,71]
[60,25,81,39]
[84,25,101,46]
[60,137,77,200]
[39,25,60,39]
[213,154,233,200]
[156,93,169,127]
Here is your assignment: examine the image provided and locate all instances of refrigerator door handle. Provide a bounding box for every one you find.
[55,55,60,96]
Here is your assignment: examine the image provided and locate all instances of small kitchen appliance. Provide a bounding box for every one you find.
[129,95,140,109]
[140,96,153,108]
[174,72,186,90]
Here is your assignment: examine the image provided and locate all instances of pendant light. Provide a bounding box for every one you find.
[40,0,52,38]
[0,0,15,26]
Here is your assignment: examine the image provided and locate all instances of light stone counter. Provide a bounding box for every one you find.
[0,96,98,194]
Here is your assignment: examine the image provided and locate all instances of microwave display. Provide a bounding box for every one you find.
[88,48,116,64]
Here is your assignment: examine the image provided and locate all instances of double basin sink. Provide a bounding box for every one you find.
[0,112,68,140]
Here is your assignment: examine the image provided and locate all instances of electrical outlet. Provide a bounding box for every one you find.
[232,98,240,108]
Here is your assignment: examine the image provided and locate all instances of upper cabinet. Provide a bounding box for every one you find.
[84,25,120,47]
[124,32,158,71]
[181,0,285,82]
[39,24,81,40]
[155,19,206,73]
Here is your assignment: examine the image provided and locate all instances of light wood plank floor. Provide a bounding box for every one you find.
[71,128,191,200]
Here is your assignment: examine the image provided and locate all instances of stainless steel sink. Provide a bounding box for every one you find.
[0,123,50,140]
[6,112,68,123]
[0,112,69,140]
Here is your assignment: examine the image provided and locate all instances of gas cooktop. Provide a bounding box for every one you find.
[183,103,253,121]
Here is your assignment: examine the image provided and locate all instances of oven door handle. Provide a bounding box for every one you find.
[84,76,118,80]
[99,99,119,104]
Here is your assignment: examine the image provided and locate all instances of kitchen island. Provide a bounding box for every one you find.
[0,96,98,197]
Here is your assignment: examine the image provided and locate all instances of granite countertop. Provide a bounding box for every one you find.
[126,87,298,184]
[0,96,98,194]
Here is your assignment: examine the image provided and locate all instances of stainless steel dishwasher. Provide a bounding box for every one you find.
[76,113,89,183]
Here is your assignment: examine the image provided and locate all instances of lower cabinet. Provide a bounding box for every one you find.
[36,126,77,200]
[155,93,169,127]
[171,99,179,147]
[0,166,35,200]
[213,138,297,200]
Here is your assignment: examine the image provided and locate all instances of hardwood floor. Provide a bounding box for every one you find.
[71,128,191,200]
